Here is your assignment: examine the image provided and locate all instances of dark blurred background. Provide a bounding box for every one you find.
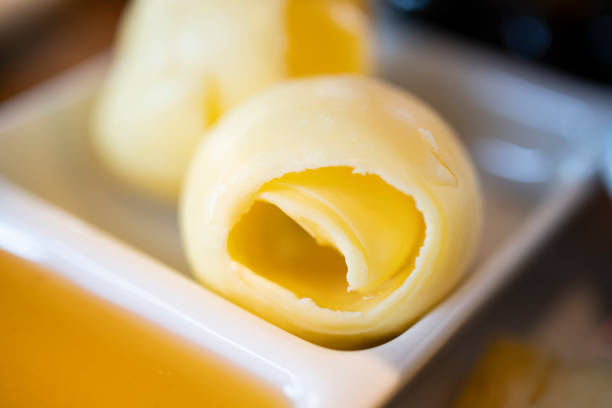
[388,0,612,87]
[0,0,126,101]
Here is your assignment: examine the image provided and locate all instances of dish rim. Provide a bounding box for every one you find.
[0,54,601,407]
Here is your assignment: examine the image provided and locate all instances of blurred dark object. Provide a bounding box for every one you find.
[0,0,68,37]
[388,0,612,87]
[0,0,127,102]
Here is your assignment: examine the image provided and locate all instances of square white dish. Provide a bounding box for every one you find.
[0,21,610,406]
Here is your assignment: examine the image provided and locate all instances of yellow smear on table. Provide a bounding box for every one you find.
[0,250,287,408]
[454,338,612,408]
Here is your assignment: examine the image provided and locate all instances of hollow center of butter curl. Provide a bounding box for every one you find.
[227,167,425,311]
[285,0,368,77]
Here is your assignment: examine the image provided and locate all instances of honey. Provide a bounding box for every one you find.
[0,250,287,408]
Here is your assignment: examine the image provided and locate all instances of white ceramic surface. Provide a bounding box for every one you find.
[0,23,609,407]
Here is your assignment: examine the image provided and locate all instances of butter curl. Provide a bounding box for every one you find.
[92,0,371,200]
[181,77,482,349]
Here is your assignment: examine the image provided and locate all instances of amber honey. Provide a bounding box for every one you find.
[0,250,287,408]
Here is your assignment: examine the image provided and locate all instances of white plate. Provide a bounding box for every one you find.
[0,23,609,407]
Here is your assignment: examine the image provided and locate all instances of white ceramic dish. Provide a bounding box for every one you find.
[0,22,609,407]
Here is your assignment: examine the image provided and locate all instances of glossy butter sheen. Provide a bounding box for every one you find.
[0,250,287,408]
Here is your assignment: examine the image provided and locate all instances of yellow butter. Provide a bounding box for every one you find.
[0,249,288,408]
[454,339,612,408]
[92,0,371,200]
[181,77,482,349]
